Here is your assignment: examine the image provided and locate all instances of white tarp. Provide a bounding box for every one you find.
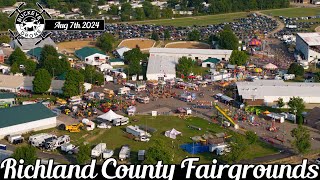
[98,110,124,121]
[165,128,182,139]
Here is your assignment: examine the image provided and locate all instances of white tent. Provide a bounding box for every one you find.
[99,63,113,72]
[165,128,182,139]
[263,63,278,70]
[98,110,124,121]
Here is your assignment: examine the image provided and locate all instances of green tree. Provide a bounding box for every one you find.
[10,62,20,74]
[96,33,115,52]
[0,12,15,31]
[42,55,70,77]
[12,145,37,165]
[287,63,304,77]
[287,97,305,116]
[218,27,239,50]
[277,97,285,109]
[245,131,258,144]
[128,59,142,76]
[40,45,59,66]
[123,47,147,64]
[151,31,159,41]
[164,29,171,40]
[79,2,92,16]
[187,30,200,41]
[8,47,27,65]
[33,69,52,94]
[23,59,37,75]
[108,4,119,15]
[76,144,91,164]
[80,65,104,85]
[120,2,132,21]
[161,8,173,18]
[224,135,248,163]
[134,8,146,20]
[144,139,172,164]
[0,35,10,43]
[291,125,311,154]
[62,69,84,97]
[229,50,248,66]
[98,0,105,6]
[176,57,195,76]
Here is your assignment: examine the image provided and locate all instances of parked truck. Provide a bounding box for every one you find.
[119,145,130,161]
[61,143,78,154]
[91,143,107,158]
[7,135,24,144]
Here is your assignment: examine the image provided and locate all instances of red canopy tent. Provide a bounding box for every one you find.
[249,39,262,46]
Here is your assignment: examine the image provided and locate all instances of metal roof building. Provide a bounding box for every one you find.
[146,48,232,80]
[296,33,320,62]
[0,103,57,139]
[236,79,320,105]
[9,37,57,52]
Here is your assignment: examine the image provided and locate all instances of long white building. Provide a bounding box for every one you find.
[296,33,320,62]
[236,79,320,106]
[146,48,232,80]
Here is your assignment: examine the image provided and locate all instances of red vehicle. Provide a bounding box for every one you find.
[100,105,110,113]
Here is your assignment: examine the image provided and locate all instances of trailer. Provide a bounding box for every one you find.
[29,133,57,147]
[138,150,146,161]
[91,143,107,158]
[126,125,151,138]
[102,149,114,159]
[119,145,130,161]
[113,118,129,126]
[7,135,24,145]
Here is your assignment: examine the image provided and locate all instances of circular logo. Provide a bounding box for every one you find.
[15,9,45,39]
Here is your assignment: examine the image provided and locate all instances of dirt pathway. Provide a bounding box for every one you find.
[255,11,285,37]
[316,26,320,32]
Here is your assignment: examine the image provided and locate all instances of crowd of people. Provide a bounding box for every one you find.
[50,14,277,43]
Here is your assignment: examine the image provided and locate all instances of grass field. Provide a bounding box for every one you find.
[57,41,96,53]
[261,7,320,17]
[31,115,278,164]
[129,12,249,26]
[165,41,211,49]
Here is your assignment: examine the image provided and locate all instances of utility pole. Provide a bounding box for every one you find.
[52,68,55,79]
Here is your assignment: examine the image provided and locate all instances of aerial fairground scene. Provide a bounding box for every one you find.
[0,1,320,179]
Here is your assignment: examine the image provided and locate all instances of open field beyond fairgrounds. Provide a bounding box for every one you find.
[118,38,156,49]
[57,41,96,53]
[165,41,211,49]
[261,7,320,17]
[28,115,278,164]
[129,12,249,26]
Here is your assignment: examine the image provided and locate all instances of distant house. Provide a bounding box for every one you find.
[75,47,110,66]
[202,58,220,68]
[109,58,125,66]
[10,37,57,53]
[0,49,4,63]
[114,47,131,59]
[0,74,65,94]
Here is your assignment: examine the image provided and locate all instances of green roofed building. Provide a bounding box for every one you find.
[0,103,57,139]
[75,47,110,66]
[109,58,125,66]
[202,58,220,68]
[27,47,64,61]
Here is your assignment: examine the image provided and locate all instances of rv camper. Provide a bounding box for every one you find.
[113,117,129,126]
[29,133,57,147]
[126,125,151,138]
[102,149,114,159]
[119,145,130,161]
[91,143,107,158]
